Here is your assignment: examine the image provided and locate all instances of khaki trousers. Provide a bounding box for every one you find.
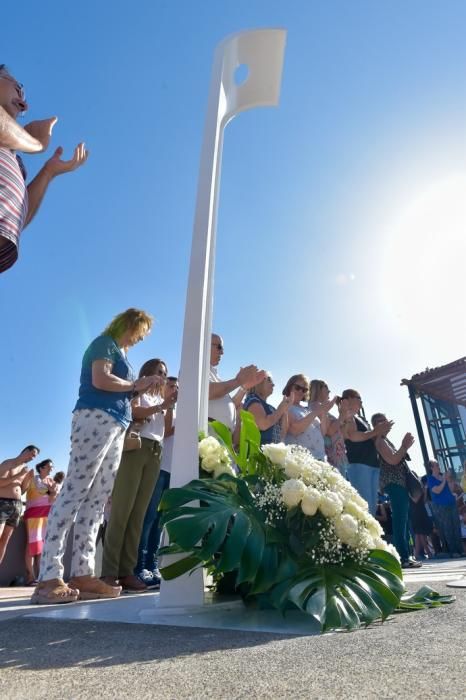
[102,438,162,577]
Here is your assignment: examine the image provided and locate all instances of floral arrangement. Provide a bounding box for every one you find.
[159,412,453,632]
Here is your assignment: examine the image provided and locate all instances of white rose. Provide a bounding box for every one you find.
[343,500,367,522]
[301,487,321,516]
[262,442,289,466]
[350,490,369,510]
[281,479,307,508]
[299,464,320,486]
[284,457,303,480]
[199,436,221,459]
[318,491,343,519]
[201,454,218,472]
[214,463,235,478]
[334,513,359,546]
[325,470,343,487]
[372,538,401,562]
[365,515,384,538]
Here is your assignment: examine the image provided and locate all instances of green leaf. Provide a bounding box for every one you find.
[263,551,405,631]
[397,585,456,612]
[160,554,203,580]
[158,475,272,585]
[210,420,235,455]
[236,521,265,584]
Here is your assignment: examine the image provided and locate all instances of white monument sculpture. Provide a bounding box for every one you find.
[160,28,287,608]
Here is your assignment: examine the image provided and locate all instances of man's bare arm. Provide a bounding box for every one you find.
[0,105,42,152]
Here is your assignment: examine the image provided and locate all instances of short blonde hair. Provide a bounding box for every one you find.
[103,308,153,344]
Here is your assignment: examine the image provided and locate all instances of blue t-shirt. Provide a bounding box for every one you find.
[243,393,281,445]
[427,475,456,506]
[74,335,135,428]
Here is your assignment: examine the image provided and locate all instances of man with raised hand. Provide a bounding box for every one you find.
[0,64,88,273]
[0,445,39,565]
[209,333,265,434]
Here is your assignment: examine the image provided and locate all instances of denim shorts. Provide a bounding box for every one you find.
[0,498,22,527]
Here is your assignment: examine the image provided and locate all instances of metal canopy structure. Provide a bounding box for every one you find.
[401,357,466,473]
[403,357,466,408]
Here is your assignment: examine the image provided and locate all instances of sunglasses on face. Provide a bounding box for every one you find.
[211,343,223,351]
[293,384,307,392]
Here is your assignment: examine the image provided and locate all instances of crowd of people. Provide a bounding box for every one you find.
[1,320,465,603]
[1,64,465,602]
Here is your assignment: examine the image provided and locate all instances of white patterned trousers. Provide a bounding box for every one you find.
[39,409,125,581]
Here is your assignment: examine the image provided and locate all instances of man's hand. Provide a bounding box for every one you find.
[237,365,266,389]
[23,117,57,152]
[43,142,88,178]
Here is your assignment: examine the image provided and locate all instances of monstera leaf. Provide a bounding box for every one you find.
[255,549,405,632]
[159,474,277,585]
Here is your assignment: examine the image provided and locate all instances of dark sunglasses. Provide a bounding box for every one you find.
[211,343,223,351]
[293,384,307,392]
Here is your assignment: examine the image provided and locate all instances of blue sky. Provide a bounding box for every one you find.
[1,0,465,473]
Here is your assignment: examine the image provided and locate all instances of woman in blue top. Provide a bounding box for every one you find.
[243,372,292,444]
[427,459,463,557]
[33,308,163,605]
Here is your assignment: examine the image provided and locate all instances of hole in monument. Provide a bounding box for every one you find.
[234,64,249,86]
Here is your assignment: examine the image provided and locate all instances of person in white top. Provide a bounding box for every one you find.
[101,358,172,593]
[136,376,178,587]
[284,374,335,461]
[209,333,265,436]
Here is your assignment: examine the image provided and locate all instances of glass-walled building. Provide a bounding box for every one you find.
[401,357,466,475]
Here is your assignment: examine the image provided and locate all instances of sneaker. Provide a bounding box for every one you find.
[138,569,160,590]
[68,575,121,600]
[401,558,422,569]
[151,568,162,585]
[119,574,147,594]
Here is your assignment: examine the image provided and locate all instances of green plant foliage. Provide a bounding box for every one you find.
[159,474,268,585]
[159,414,455,632]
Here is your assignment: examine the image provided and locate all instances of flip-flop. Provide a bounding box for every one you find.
[30,582,79,605]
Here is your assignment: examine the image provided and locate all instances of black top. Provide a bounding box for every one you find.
[345,416,379,468]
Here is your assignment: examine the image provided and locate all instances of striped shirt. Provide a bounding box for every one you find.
[0,147,28,273]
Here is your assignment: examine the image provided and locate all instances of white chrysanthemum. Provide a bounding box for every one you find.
[281,479,307,508]
[262,442,289,466]
[319,491,343,518]
[334,513,359,546]
[301,486,321,516]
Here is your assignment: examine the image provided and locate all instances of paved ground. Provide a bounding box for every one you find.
[0,561,465,699]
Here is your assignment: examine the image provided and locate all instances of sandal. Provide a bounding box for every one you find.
[30,579,79,605]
